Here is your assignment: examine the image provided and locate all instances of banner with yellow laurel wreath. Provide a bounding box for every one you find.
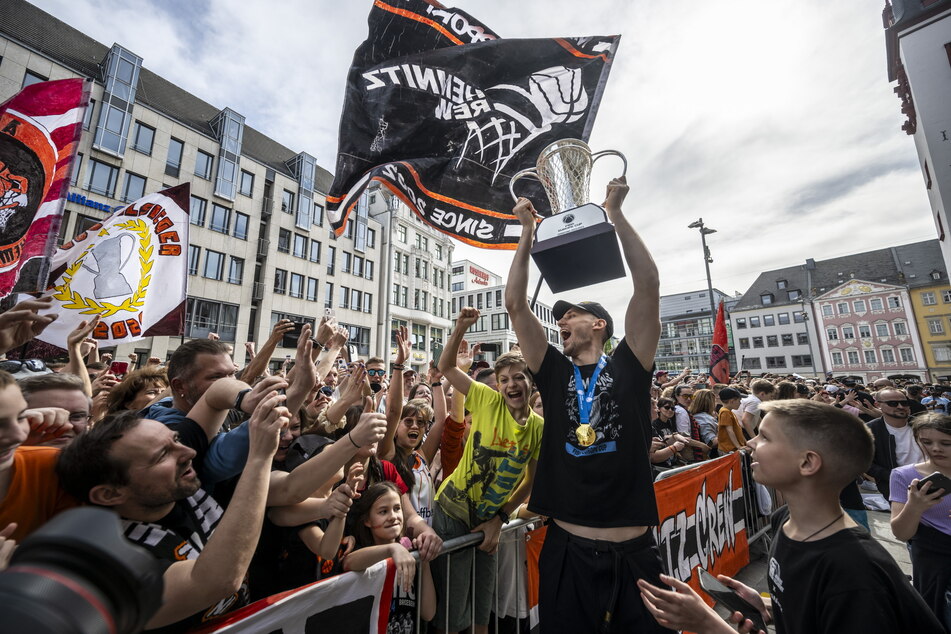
[36,183,189,347]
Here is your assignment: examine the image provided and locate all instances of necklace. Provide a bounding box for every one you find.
[802,513,844,542]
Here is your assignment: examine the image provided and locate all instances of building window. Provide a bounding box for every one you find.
[797,333,808,345]
[227,257,244,285]
[739,337,750,349]
[899,347,915,363]
[209,204,231,233]
[763,315,775,327]
[22,69,48,88]
[233,212,249,240]
[791,355,812,367]
[293,234,307,259]
[70,153,83,186]
[365,260,374,280]
[760,293,773,305]
[351,288,362,311]
[749,316,761,328]
[766,335,778,347]
[121,171,146,202]
[187,245,200,276]
[131,121,154,154]
[869,298,884,311]
[339,285,350,308]
[922,292,938,306]
[881,348,896,363]
[742,358,762,370]
[278,229,291,253]
[83,98,96,130]
[85,159,119,197]
[735,318,746,329]
[787,289,801,301]
[185,298,239,341]
[943,290,951,304]
[875,323,889,337]
[309,239,321,263]
[353,255,364,277]
[239,170,254,197]
[189,196,207,226]
[831,351,843,365]
[397,225,407,243]
[781,334,793,346]
[274,268,287,294]
[864,350,876,364]
[852,299,866,313]
[324,282,334,308]
[342,251,352,273]
[932,343,951,362]
[888,296,901,309]
[290,273,304,299]
[836,302,850,315]
[842,325,855,339]
[327,246,336,275]
[412,324,426,351]
[306,277,319,302]
[203,250,224,280]
[859,325,871,338]
[822,304,834,317]
[776,279,787,289]
[778,313,790,325]
[367,227,376,248]
[847,350,860,364]
[894,321,909,335]
[282,190,295,213]
[929,318,945,335]
[765,356,786,369]
[312,203,324,227]
[794,312,807,323]
[166,137,184,178]
[827,328,839,341]
[195,150,214,179]
[752,336,764,348]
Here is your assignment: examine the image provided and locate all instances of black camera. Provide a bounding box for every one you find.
[0,507,164,633]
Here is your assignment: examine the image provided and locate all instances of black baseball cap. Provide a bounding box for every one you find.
[552,300,614,341]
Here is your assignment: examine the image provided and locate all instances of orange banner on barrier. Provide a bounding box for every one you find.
[653,452,750,598]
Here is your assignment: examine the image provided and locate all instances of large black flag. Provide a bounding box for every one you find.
[327,0,619,249]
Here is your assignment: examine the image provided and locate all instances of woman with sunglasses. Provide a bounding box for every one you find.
[651,397,686,470]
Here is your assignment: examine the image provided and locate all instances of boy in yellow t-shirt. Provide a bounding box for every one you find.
[716,388,748,453]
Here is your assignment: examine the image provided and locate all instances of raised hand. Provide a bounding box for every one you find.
[455,306,479,330]
[0,296,57,355]
[247,392,289,460]
[512,197,541,230]
[395,325,410,365]
[241,376,289,415]
[316,314,337,346]
[426,360,443,385]
[602,175,629,211]
[349,396,387,448]
[339,364,369,407]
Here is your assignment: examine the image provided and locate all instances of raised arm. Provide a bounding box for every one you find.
[284,324,316,414]
[419,362,447,465]
[381,326,410,461]
[504,198,548,372]
[64,317,99,397]
[187,376,287,441]
[438,309,478,397]
[604,177,660,370]
[241,319,295,382]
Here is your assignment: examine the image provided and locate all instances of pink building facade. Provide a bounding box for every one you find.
[814,279,927,381]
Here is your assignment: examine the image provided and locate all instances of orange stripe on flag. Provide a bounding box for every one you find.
[373,1,464,45]
[395,162,517,220]
[554,38,613,63]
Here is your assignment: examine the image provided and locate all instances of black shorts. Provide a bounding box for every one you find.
[538,521,675,634]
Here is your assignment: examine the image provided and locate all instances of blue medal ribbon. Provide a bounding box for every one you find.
[572,355,607,425]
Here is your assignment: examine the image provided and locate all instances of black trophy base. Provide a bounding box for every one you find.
[531,221,626,293]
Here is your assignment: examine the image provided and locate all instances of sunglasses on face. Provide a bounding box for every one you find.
[0,359,47,373]
[366,369,386,377]
[680,394,693,400]
[661,405,675,410]
[879,400,910,407]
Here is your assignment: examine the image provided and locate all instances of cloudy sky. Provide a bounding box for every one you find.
[33,0,937,325]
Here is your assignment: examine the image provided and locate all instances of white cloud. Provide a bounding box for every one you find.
[31,0,938,329]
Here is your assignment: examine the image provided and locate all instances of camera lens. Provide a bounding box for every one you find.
[0,507,165,633]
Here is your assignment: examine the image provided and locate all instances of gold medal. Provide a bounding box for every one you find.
[575,423,595,447]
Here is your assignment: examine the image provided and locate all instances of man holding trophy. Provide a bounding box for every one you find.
[505,140,671,632]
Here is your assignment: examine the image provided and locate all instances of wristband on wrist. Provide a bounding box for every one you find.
[392,363,405,371]
[495,508,510,523]
[431,381,442,387]
[233,388,252,412]
[347,432,361,449]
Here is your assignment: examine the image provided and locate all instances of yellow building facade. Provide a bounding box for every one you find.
[910,283,951,381]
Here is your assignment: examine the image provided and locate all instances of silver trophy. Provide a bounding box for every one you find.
[509,138,627,293]
[83,234,134,299]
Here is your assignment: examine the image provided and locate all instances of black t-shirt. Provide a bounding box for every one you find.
[767,507,944,634]
[529,340,658,528]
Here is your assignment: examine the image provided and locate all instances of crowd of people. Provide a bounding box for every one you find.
[0,182,948,633]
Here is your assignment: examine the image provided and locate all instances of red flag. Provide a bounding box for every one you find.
[0,78,89,298]
[709,300,729,385]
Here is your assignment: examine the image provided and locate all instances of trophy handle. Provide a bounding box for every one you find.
[509,168,541,202]
[591,150,628,178]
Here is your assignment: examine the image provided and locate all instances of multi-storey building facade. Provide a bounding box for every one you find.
[814,280,927,381]
[731,239,946,381]
[904,281,951,381]
[449,260,561,361]
[367,186,453,374]
[656,289,731,373]
[884,0,951,277]
[0,0,381,367]
[729,268,821,377]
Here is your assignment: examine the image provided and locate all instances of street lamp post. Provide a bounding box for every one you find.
[688,218,717,320]
[800,302,819,379]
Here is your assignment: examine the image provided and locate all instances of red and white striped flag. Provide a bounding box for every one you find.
[0,78,89,298]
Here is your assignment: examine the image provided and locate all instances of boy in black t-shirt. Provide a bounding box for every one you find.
[506,179,672,633]
[637,399,945,634]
